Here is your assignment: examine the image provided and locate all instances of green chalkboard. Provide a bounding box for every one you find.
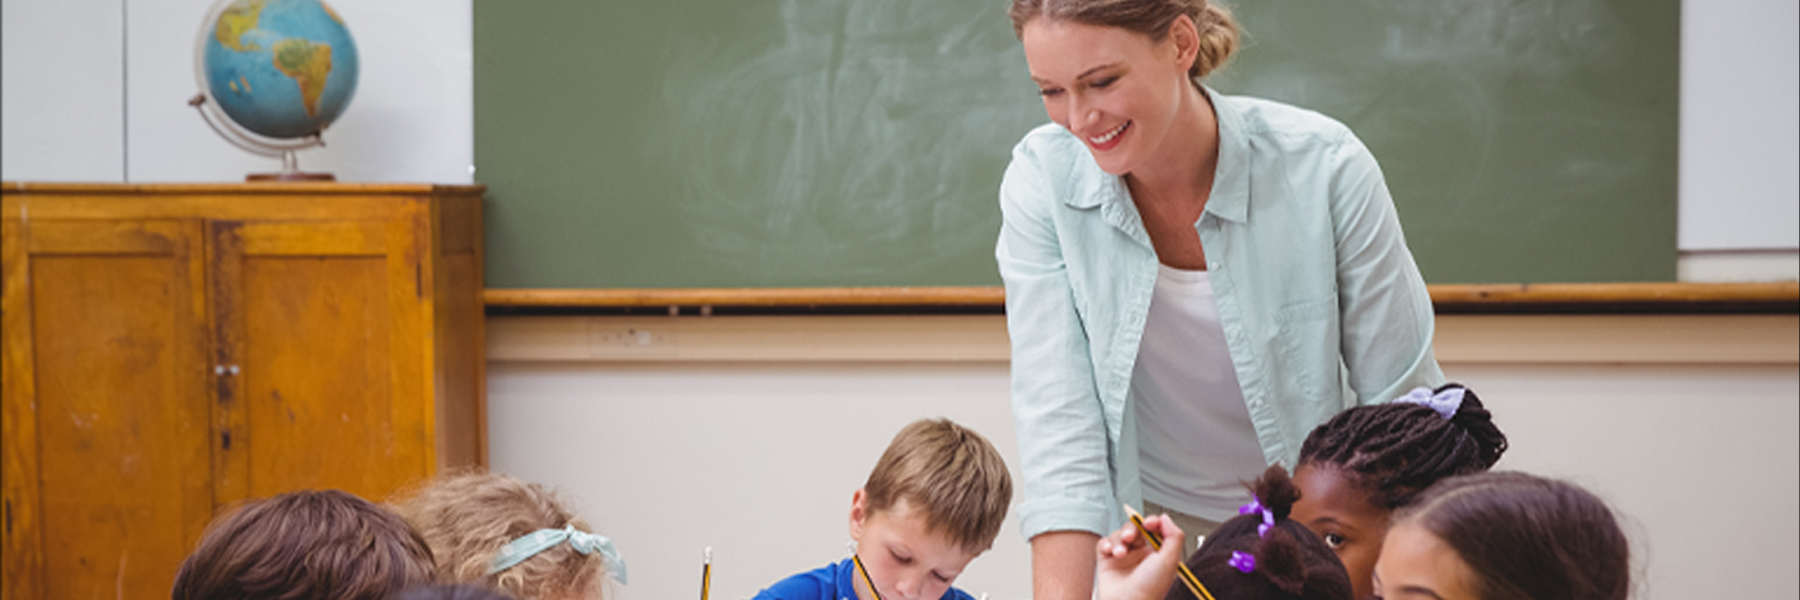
[476,0,1677,288]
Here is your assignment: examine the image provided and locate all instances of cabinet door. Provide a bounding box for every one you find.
[208,218,431,504]
[2,219,213,600]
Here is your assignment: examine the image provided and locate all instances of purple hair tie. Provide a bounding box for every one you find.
[1229,551,1256,574]
[1395,386,1464,420]
[1238,498,1276,537]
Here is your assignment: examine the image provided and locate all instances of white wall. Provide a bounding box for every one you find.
[1677,0,1800,281]
[2,0,471,183]
[1,0,124,181]
[1678,0,1800,252]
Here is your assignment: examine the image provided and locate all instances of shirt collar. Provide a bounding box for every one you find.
[1202,84,1250,224]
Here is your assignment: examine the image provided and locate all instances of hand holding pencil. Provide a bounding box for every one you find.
[1095,511,1188,600]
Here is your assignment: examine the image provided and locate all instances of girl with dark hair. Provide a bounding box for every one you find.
[1093,466,1352,600]
[1376,472,1632,600]
[1289,384,1507,600]
[997,1,1443,598]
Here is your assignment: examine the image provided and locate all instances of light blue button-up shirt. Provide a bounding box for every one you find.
[995,89,1444,541]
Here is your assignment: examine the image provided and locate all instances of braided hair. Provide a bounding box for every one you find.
[1296,383,1508,510]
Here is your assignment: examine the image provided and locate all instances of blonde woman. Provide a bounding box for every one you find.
[998,2,1443,599]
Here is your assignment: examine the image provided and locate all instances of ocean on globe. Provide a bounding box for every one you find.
[201,0,358,139]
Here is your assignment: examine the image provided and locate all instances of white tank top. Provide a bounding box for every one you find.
[1131,263,1267,521]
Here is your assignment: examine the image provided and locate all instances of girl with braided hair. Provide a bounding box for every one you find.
[1289,383,1507,600]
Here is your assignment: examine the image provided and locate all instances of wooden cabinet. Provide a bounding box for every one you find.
[1,182,486,599]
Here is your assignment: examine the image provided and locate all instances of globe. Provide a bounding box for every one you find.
[199,0,358,140]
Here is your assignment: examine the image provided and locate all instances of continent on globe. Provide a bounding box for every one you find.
[214,0,265,52]
[199,0,357,139]
[273,38,332,119]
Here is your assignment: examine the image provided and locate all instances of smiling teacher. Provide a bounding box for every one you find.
[994,2,1444,599]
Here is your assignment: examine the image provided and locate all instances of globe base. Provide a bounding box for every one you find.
[247,171,336,182]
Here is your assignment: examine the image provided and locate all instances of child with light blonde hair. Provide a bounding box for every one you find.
[391,471,625,600]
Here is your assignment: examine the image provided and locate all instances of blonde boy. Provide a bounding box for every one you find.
[753,418,1013,600]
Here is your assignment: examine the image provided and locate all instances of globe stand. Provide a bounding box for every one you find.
[246,150,336,182]
[188,93,337,182]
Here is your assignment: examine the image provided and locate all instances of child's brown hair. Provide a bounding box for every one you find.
[863,418,1014,554]
[171,489,434,600]
[1393,472,1631,600]
[391,471,612,600]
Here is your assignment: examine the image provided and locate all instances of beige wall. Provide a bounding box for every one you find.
[486,313,1798,600]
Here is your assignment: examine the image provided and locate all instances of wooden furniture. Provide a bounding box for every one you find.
[2,182,486,599]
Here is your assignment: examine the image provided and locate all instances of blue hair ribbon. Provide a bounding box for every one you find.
[486,525,628,584]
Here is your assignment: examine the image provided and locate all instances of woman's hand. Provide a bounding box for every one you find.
[1095,514,1185,600]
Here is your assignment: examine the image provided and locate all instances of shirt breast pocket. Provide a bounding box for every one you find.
[1276,296,1341,400]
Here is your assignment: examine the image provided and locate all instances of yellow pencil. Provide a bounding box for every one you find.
[701,547,712,600]
[852,552,886,600]
[1123,504,1216,600]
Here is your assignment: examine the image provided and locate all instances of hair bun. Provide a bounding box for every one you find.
[1439,384,1509,468]
[1252,527,1309,595]
[1250,465,1302,521]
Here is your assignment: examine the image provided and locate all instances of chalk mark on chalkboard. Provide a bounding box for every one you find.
[1216,0,1649,258]
[649,0,1043,283]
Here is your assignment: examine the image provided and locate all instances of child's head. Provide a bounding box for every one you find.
[1378,471,1631,600]
[391,471,618,600]
[850,418,1013,600]
[171,489,434,600]
[1166,466,1352,600]
[1290,384,1507,599]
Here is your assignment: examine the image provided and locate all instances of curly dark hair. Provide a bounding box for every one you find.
[1165,466,1353,600]
[1296,383,1508,510]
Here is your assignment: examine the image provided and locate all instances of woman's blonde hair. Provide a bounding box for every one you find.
[391,471,608,600]
[1009,0,1240,81]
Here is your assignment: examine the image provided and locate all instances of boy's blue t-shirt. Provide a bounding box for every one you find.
[750,558,978,600]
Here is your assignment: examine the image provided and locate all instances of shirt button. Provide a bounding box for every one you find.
[1209,261,1222,270]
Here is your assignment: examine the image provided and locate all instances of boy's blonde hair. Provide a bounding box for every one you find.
[391,471,608,600]
[863,418,1013,554]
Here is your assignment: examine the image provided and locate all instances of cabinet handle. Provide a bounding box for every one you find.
[215,365,241,376]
